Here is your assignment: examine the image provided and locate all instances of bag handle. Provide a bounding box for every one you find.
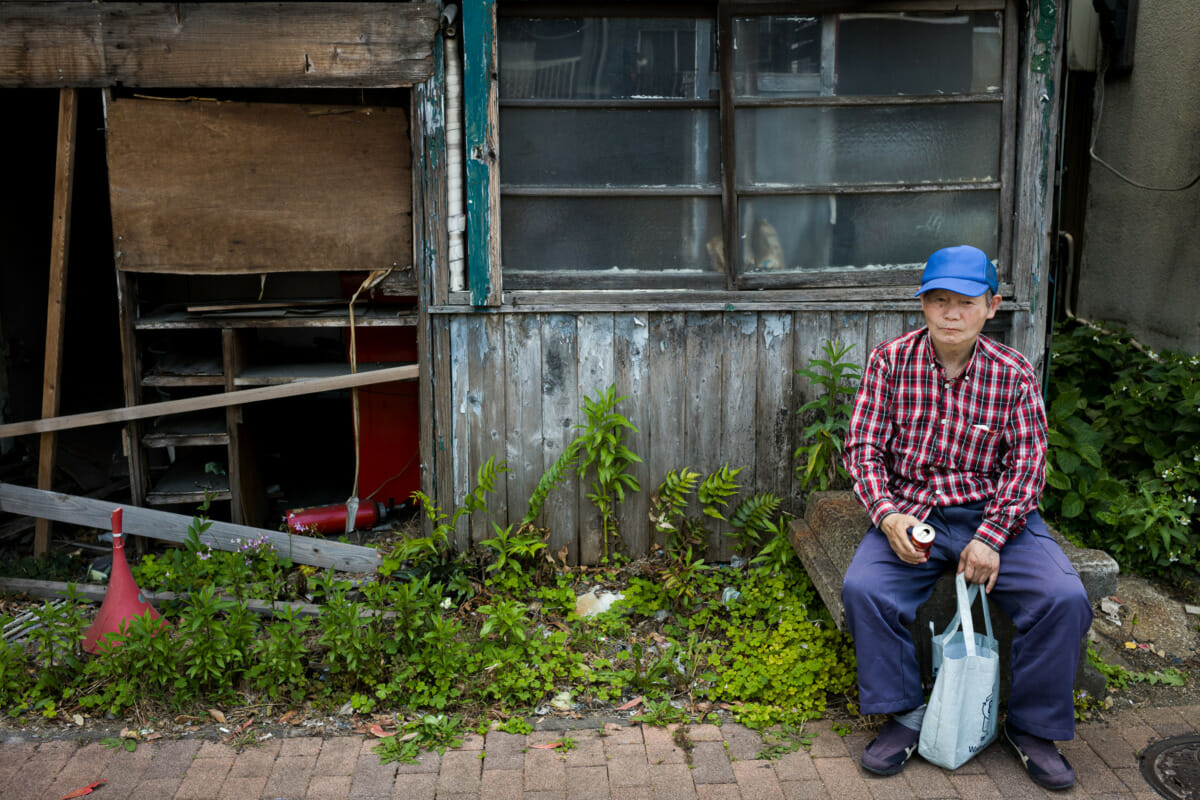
[953,572,995,657]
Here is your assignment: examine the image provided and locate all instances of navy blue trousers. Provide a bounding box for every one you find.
[842,503,1093,741]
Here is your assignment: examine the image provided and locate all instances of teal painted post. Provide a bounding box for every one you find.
[462,0,501,306]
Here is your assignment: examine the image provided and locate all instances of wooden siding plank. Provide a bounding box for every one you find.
[463,314,506,547]
[105,97,411,275]
[684,313,724,560]
[867,312,905,352]
[719,313,759,561]
[503,314,544,529]
[1010,0,1062,373]
[791,312,833,507]
[576,314,615,564]
[754,312,794,515]
[35,88,78,556]
[462,0,502,306]
[614,313,651,561]
[540,314,580,564]
[448,319,473,552]
[647,313,686,552]
[0,3,438,88]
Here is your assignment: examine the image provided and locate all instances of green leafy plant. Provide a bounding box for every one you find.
[794,340,861,492]
[374,713,466,764]
[479,523,547,594]
[1044,319,1200,580]
[573,385,643,561]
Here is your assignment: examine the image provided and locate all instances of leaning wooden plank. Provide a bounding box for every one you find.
[0,3,439,88]
[0,364,417,439]
[36,88,79,557]
[0,484,381,574]
[106,97,411,275]
[0,577,324,618]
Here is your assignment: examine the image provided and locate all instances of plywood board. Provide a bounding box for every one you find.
[106,97,411,274]
[0,3,438,88]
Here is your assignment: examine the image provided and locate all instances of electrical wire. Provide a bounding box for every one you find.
[1089,59,1200,192]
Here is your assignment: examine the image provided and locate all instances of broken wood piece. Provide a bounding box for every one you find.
[0,363,417,439]
[0,483,381,572]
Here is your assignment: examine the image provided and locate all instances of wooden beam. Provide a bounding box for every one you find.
[35,88,79,557]
[463,0,502,306]
[0,483,382,573]
[0,577,326,618]
[0,3,439,88]
[0,364,418,439]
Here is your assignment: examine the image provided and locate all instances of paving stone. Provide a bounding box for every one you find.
[392,772,438,800]
[779,779,832,800]
[601,723,645,747]
[216,775,267,799]
[312,736,362,776]
[607,744,652,788]
[460,731,485,750]
[174,754,233,800]
[723,721,766,762]
[610,787,654,800]
[650,761,700,800]
[772,747,820,783]
[974,745,1047,799]
[437,747,483,795]
[261,755,315,799]
[278,735,324,758]
[141,739,203,780]
[812,756,871,799]
[196,740,232,759]
[44,741,115,800]
[899,758,957,799]
[688,740,735,785]
[227,738,280,777]
[644,723,689,765]
[393,748,441,774]
[5,744,73,800]
[523,792,568,800]
[1116,721,1159,754]
[94,743,156,800]
[349,748,399,798]
[524,745,567,793]
[948,771,1005,800]
[1075,723,1139,769]
[565,764,610,800]
[483,730,527,771]
[560,731,607,767]
[306,774,354,800]
[863,771,917,800]
[1064,741,1129,796]
[1133,706,1194,738]
[1111,766,1167,800]
[806,720,850,759]
[731,759,786,800]
[126,776,185,800]
[686,724,725,742]
[1175,703,1200,730]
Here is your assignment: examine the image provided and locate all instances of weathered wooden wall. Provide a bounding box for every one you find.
[436,307,958,565]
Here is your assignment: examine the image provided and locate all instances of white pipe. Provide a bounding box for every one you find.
[445,32,467,293]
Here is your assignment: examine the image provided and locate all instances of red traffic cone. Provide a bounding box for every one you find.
[83,508,165,654]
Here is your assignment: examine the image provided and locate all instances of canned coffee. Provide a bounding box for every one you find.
[908,523,935,555]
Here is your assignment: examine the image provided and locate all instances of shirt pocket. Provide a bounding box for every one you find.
[946,416,1002,473]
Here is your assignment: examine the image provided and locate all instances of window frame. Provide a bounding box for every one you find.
[470,0,1018,303]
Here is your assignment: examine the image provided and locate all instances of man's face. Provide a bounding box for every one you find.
[920,289,1001,350]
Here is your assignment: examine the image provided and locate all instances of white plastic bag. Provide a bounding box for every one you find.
[918,572,1000,770]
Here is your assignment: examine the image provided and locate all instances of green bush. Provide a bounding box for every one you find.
[1044,319,1200,579]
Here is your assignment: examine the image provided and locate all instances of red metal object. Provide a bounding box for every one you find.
[908,523,936,555]
[83,508,165,654]
[285,501,385,536]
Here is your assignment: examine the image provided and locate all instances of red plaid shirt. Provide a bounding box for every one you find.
[843,328,1048,550]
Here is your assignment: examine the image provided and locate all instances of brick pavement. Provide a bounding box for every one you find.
[0,703,1190,800]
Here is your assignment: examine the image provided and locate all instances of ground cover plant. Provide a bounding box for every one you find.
[0,386,855,761]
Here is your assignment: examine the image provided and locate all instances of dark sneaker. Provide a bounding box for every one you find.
[861,719,921,776]
[1002,721,1075,790]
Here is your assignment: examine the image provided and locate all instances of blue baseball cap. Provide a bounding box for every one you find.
[915,245,998,297]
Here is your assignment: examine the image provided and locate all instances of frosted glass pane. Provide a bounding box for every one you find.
[736,105,1001,186]
[733,12,1003,98]
[738,192,998,273]
[501,109,720,187]
[502,197,721,272]
[499,18,716,100]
